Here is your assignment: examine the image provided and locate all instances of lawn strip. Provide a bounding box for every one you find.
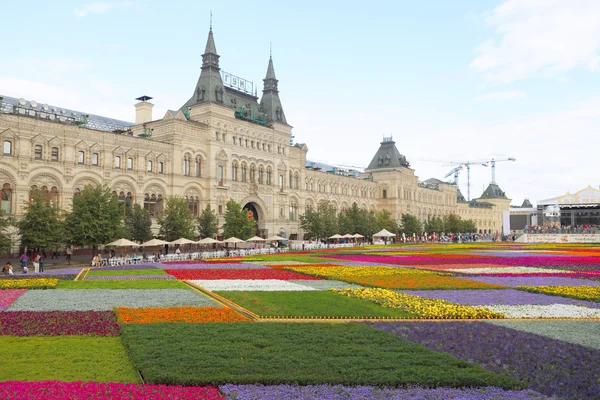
[57,280,190,290]
[87,269,167,276]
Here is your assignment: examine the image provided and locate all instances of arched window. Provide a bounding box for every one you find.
[249,165,256,183]
[266,167,272,185]
[158,162,164,174]
[241,164,247,182]
[183,156,190,176]
[127,158,133,170]
[77,151,85,164]
[156,194,164,217]
[195,158,202,177]
[147,160,153,172]
[3,141,12,156]
[73,188,81,201]
[232,162,238,181]
[144,193,163,217]
[187,196,199,216]
[49,187,59,206]
[51,147,59,161]
[126,192,133,213]
[1,183,12,214]
[289,202,298,220]
[35,145,43,160]
[114,156,121,168]
[92,153,99,166]
[118,191,126,213]
[258,166,264,184]
[289,172,293,188]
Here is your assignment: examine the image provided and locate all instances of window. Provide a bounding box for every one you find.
[251,141,254,149]
[3,141,12,156]
[232,163,238,181]
[218,205,223,215]
[382,189,387,199]
[245,139,248,147]
[186,196,199,216]
[279,175,284,190]
[183,157,190,176]
[262,143,266,151]
[158,162,164,174]
[266,168,272,185]
[289,204,298,221]
[249,165,255,183]
[268,145,271,152]
[51,147,59,161]
[127,158,133,170]
[241,164,247,182]
[144,193,163,217]
[92,153,99,166]
[35,145,43,160]
[233,136,237,145]
[115,156,121,168]
[147,160,153,172]
[195,158,201,177]
[1,183,12,214]
[258,167,264,184]
[277,146,280,154]
[217,166,224,185]
[77,151,84,164]
[289,172,292,188]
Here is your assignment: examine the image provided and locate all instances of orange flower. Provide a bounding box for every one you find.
[115,306,250,324]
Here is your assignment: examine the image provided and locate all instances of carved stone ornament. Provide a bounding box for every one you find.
[250,183,258,194]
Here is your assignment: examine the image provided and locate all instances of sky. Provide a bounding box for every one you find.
[2,0,600,206]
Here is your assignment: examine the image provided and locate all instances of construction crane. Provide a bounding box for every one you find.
[488,157,516,184]
[443,160,489,202]
[444,166,463,185]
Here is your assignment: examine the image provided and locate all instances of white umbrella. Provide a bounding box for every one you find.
[196,237,222,245]
[170,238,196,245]
[373,229,396,238]
[222,237,246,244]
[353,233,365,238]
[104,238,139,247]
[140,238,170,247]
[247,236,266,242]
[329,234,344,239]
[265,235,286,241]
[342,234,354,238]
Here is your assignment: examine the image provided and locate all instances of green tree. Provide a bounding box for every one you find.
[299,205,322,240]
[400,213,423,237]
[443,214,463,233]
[460,219,477,233]
[65,185,124,251]
[0,210,13,255]
[375,209,399,234]
[424,216,445,234]
[198,204,219,238]
[158,196,196,241]
[222,199,256,239]
[124,204,153,243]
[18,190,65,251]
[318,200,339,239]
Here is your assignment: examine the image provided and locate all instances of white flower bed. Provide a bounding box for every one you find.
[190,279,315,291]
[482,304,600,319]
[288,280,364,290]
[447,267,570,275]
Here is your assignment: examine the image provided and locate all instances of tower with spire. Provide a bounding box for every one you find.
[259,52,287,125]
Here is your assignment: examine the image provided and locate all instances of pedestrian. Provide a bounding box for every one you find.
[3,262,11,275]
[91,254,98,268]
[175,247,181,255]
[51,249,59,259]
[96,253,102,267]
[22,264,28,274]
[20,252,28,269]
[34,254,41,273]
[66,246,72,265]
[39,255,44,273]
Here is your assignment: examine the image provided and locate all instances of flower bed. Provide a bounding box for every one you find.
[190,279,316,291]
[87,269,167,276]
[286,266,439,277]
[489,321,600,350]
[163,259,242,264]
[0,311,120,336]
[474,271,600,278]
[94,264,161,271]
[57,280,189,290]
[287,280,364,290]
[165,268,322,280]
[368,321,600,399]
[219,384,549,400]
[85,275,175,280]
[0,381,224,400]
[159,262,268,269]
[332,288,503,319]
[447,267,571,274]
[481,304,600,318]
[0,289,27,308]
[7,289,217,311]
[116,306,249,324]
[465,276,600,287]
[3,274,77,281]
[518,285,600,302]
[0,279,58,289]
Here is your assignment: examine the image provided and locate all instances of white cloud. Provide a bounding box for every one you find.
[474,90,527,102]
[471,0,600,83]
[74,1,134,17]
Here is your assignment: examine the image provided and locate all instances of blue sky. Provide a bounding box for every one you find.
[2,0,600,205]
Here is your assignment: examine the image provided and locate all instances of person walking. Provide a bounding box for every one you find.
[51,249,59,259]
[39,255,44,273]
[20,252,28,269]
[66,246,72,265]
[33,254,41,273]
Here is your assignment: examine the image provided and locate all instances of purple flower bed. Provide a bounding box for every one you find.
[464,276,600,287]
[85,275,174,280]
[219,384,550,400]
[0,289,27,308]
[38,269,84,275]
[0,311,120,336]
[369,321,600,399]
[157,262,268,269]
[399,289,600,308]
[95,264,161,271]
[2,274,77,281]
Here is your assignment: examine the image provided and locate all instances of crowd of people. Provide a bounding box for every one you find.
[524,225,599,234]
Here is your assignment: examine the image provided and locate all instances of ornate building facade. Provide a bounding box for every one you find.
[0,27,509,246]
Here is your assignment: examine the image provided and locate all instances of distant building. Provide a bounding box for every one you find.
[536,186,600,227]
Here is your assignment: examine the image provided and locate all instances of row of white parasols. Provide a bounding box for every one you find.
[104,235,288,248]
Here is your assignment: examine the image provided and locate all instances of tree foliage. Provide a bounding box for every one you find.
[300,200,339,239]
[424,214,478,234]
[375,209,398,235]
[198,204,219,239]
[222,199,256,239]
[158,197,196,241]
[65,185,124,250]
[400,213,423,236]
[0,209,13,255]
[18,190,65,251]
[124,204,153,243]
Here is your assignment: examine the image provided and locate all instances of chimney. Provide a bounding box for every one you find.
[135,95,154,124]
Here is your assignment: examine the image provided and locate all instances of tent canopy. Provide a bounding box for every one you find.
[247,236,266,242]
[140,238,170,247]
[265,235,286,241]
[196,237,222,244]
[342,234,354,238]
[373,229,396,238]
[328,234,344,239]
[104,238,139,247]
[170,238,196,245]
[222,237,246,244]
[352,233,365,238]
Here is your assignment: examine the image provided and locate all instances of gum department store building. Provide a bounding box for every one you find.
[0,28,509,245]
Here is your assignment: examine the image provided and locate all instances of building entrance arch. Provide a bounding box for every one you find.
[243,201,263,237]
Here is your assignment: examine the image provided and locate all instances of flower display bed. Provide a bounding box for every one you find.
[214,291,417,318]
[287,280,364,290]
[219,384,549,400]
[159,262,268,269]
[56,280,189,290]
[190,279,316,291]
[0,336,140,383]
[165,268,322,280]
[0,279,58,290]
[447,267,570,274]
[489,321,600,350]
[0,311,120,336]
[120,322,520,387]
[518,285,600,302]
[481,304,600,318]
[0,381,224,400]
[87,269,167,276]
[465,276,600,287]
[7,289,217,311]
[94,264,161,270]
[400,288,600,308]
[85,275,175,280]
[333,288,503,319]
[369,321,600,399]
[0,289,27,308]
[116,306,249,324]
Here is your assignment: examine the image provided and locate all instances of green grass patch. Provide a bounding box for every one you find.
[215,291,417,318]
[0,336,140,383]
[121,322,520,387]
[87,269,166,276]
[57,280,189,290]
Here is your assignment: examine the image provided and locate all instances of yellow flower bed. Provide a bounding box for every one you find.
[518,285,600,302]
[286,266,445,278]
[331,288,504,319]
[0,278,59,289]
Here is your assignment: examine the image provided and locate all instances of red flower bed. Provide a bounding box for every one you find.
[165,268,322,280]
[162,259,242,265]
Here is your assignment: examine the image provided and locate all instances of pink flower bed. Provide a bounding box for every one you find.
[0,289,27,308]
[0,311,120,336]
[165,268,322,280]
[0,381,224,400]
[477,271,600,278]
[162,259,242,264]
